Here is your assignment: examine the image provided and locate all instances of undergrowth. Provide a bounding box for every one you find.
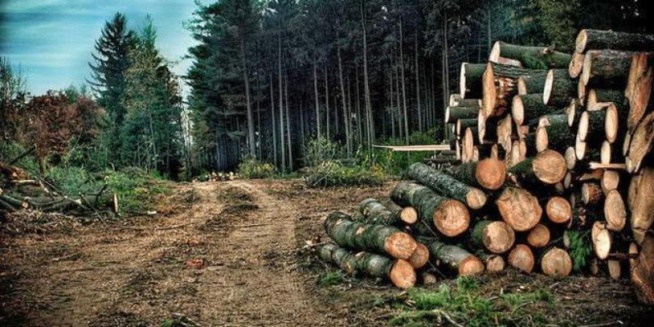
[304,160,386,188]
[238,157,276,179]
[566,230,593,272]
[389,276,553,327]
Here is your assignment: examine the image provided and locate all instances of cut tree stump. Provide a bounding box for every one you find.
[405,162,487,210]
[496,187,543,232]
[469,220,516,254]
[427,240,485,276]
[592,221,612,260]
[508,244,535,273]
[569,52,585,78]
[323,211,417,260]
[390,181,470,237]
[489,41,572,69]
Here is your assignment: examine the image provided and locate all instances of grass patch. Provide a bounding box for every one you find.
[304,161,386,188]
[316,271,346,288]
[389,276,553,327]
[238,157,277,179]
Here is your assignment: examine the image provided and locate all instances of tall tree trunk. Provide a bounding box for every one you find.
[256,66,262,159]
[415,32,422,133]
[337,39,351,156]
[313,61,321,140]
[396,53,403,139]
[390,60,396,139]
[355,64,363,146]
[399,18,409,146]
[285,74,292,171]
[361,2,374,153]
[270,74,277,166]
[241,39,255,158]
[324,65,330,140]
[278,35,285,171]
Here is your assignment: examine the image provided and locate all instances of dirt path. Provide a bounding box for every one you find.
[1,180,345,326]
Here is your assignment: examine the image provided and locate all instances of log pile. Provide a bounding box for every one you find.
[315,29,654,303]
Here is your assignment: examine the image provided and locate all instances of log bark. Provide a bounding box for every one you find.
[578,109,607,144]
[540,247,572,277]
[517,71,549,95]
[587,88,627,111]
[447,158,506,191]
[626,110,654,173]
[482,62,541,118]
[478,109,498,143]
[390,181,470,237]
[445,106,479,123]
[469,220,515,254]
[456,118,477,135]
[581,50,633,87]
[632,234,654,304]
[539,114,575,153]
[546,196,572,224]
[459,63,486,98]
[626,53,654,134]
[323,211,417,260]
[316,243,358,274]
[527,223,551,248]
[575,29,654,54]
[631,166,654,244]
[512,94,559,126]
[427,240,485,276]
[543,69,576,107]
[489,41,572,69]
[496,187,543,232]
[508,244,535,273]
[508,149,567,185]
[450,94,482,107]
[359,198,417,226]
[354,252,416,289]
[406,162,487,210]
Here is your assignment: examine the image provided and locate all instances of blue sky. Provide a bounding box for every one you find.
[0,0,199,96]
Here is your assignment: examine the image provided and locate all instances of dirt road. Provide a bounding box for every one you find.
[0,180,365,327]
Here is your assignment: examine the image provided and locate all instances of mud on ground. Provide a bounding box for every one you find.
[1,179,653,326]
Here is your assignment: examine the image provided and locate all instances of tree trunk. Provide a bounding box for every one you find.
[337,39,351,156]
[415,32,422,132]
[399,18,409,147]
[356,252,416,289]
[482,62,542,118]
[582,182,603,206]
[390,181,470,237]
[316,243,357,275]
[240,39,255,157]
[516,70,549,95]
[511,93,559,126]
[508,244,535,273]
[447,158,506,190]
[284,74,292,171]
[313,61,321,140]
[489,41,572,69]
[496,187,543,232]
[581,50,633,87]
[324,65,330,140]
[539,114,575,153]
[456,118,477,136]
[587,88,626,111]
[469,220,515,254]
[540,247,572,277]
[278,34,285,171]
[427,240,485,276]
[459,63,486,98]
[543,69,576,107]
[631,166,654,244]
[445,106,479,123]
[508,149,567,185]
[323,211,417,260]
[406,162,487,210]
[361,3,374,153]
[270,74,278,166]
[575,29,654,53]
[359,198,417,226]
[477,252,506,272]
[450,94,481,107]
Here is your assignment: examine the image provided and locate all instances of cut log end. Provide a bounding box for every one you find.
[604,190,627,232]
[533,150,568,184]
[575,136,587,160]
[631,236,654,304]
[543,69,554,105]
[400,207,418,225]
[546,196,572,224]
[527,224,551,248]
[389,259,417,289]
[608,259,621,280]
[384,232,418,260]
[536,126,548,153]
[578,111,590,142]
[581,182,603,205]
[565,147,577,169]
[433,199,471,237]
[601,170,620,194]
[541,248,573,277]
[475,158,507,190]
[485,255,506,272]
[484,221,516,254]
[512,95,525,125]
[497,187,543,232]
[459,256,485,276]
[569,52,585,78]
[408,243,430,269]
[592,222,612,260]
[605,104,619,144]
[466,188,488,210]
[508,244,535,273]
[601,141,612,164]
[575,29,588,54]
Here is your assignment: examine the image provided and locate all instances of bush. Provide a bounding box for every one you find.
[304,137,344,167]
[304,160,386,188]
[0,142,39,172]
[105,167,171,214]
[238,157,277,179]
[45,166,103,195]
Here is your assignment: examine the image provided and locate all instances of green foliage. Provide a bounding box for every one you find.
[389,277,553,327]
[361,129,442,176]
[316,271,345,288]
[238,157,276,179]
[566,230,593,272]
[45,166,102,196]
[304,137,344,167]
[105,168,171,214]
[0,142,39,172]
[304,161,386,188]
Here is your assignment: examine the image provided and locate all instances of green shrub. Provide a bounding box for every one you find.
[45,166,103,195]
[238,157,276,179]
[0,142,39,172]
[304,160,386,188]
[105,167,171,214]
[304,137,344,167]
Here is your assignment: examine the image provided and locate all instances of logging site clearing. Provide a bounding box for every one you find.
[0,179,652,326]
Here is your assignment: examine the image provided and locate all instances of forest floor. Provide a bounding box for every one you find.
[1,179,654,326]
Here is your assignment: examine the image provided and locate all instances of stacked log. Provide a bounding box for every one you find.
[315,30,654,301]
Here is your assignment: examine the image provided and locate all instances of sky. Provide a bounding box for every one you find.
[0,0,199,96]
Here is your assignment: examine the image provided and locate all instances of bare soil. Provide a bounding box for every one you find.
[1,179,653,326]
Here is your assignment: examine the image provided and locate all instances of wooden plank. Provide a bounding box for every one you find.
[372,144,451,152]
